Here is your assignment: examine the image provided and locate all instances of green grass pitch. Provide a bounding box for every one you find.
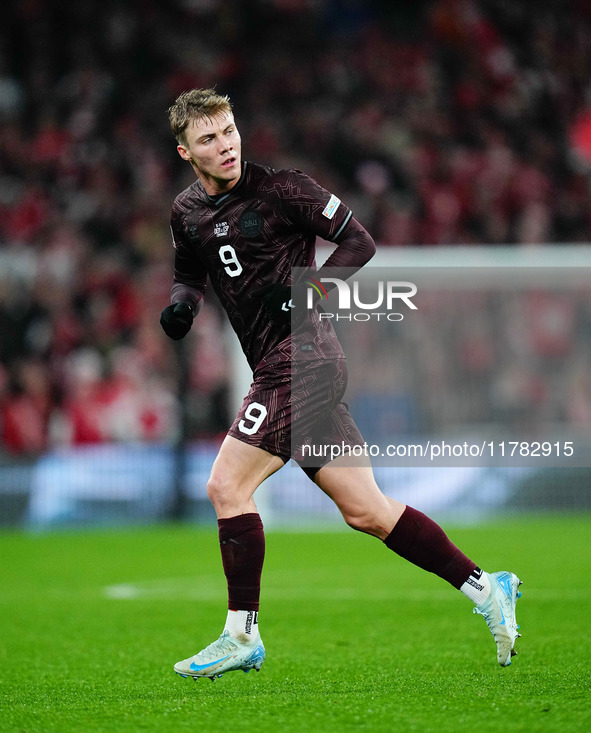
[1,516,590,732]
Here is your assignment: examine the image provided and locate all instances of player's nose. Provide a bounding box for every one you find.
[218,137,232,154]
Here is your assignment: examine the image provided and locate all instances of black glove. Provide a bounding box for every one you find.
[160,302,194,340]
[252,282,311,328]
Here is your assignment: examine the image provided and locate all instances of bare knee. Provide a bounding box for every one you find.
[314,465,406,540]
[341,499,405,539]
[206,472,240,515]
[342,509,390,538]
[206,470,259,518]
[206,473,227,508]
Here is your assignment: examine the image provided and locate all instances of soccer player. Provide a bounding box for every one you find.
[161,88,522,680]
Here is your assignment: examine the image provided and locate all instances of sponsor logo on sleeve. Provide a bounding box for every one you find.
[322,194,341,220]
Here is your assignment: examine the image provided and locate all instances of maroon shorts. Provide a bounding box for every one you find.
[227,358,365,477]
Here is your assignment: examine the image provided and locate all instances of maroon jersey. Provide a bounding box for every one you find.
[170,161,375,371]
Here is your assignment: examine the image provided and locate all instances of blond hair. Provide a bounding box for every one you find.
[167,88,233,144]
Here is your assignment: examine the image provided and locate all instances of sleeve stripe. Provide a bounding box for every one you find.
[332,209,353,241]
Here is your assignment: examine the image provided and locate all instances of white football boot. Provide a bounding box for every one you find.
[473,571,522,666]
[174,631,265,680]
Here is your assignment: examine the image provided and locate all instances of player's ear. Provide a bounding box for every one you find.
[177,144,192,162]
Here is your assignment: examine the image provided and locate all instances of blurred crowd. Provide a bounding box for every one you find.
[341,285,591,440]
[2,0,591,455]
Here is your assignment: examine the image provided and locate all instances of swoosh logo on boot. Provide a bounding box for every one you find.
[190,655,231,671]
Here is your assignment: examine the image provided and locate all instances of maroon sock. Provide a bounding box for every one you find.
[384,506,477,589]
[218,512,265,611]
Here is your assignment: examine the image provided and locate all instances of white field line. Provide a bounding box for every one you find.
[102,577,590,602]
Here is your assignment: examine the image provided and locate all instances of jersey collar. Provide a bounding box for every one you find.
[203,161,248,206]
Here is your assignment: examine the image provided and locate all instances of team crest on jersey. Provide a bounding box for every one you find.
[239,210,263,238]
[214,221,229,238]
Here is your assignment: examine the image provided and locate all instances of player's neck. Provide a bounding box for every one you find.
[194,167,242,197]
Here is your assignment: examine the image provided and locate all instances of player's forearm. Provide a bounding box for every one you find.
[315,216,376,278]
[171,282,204,316]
